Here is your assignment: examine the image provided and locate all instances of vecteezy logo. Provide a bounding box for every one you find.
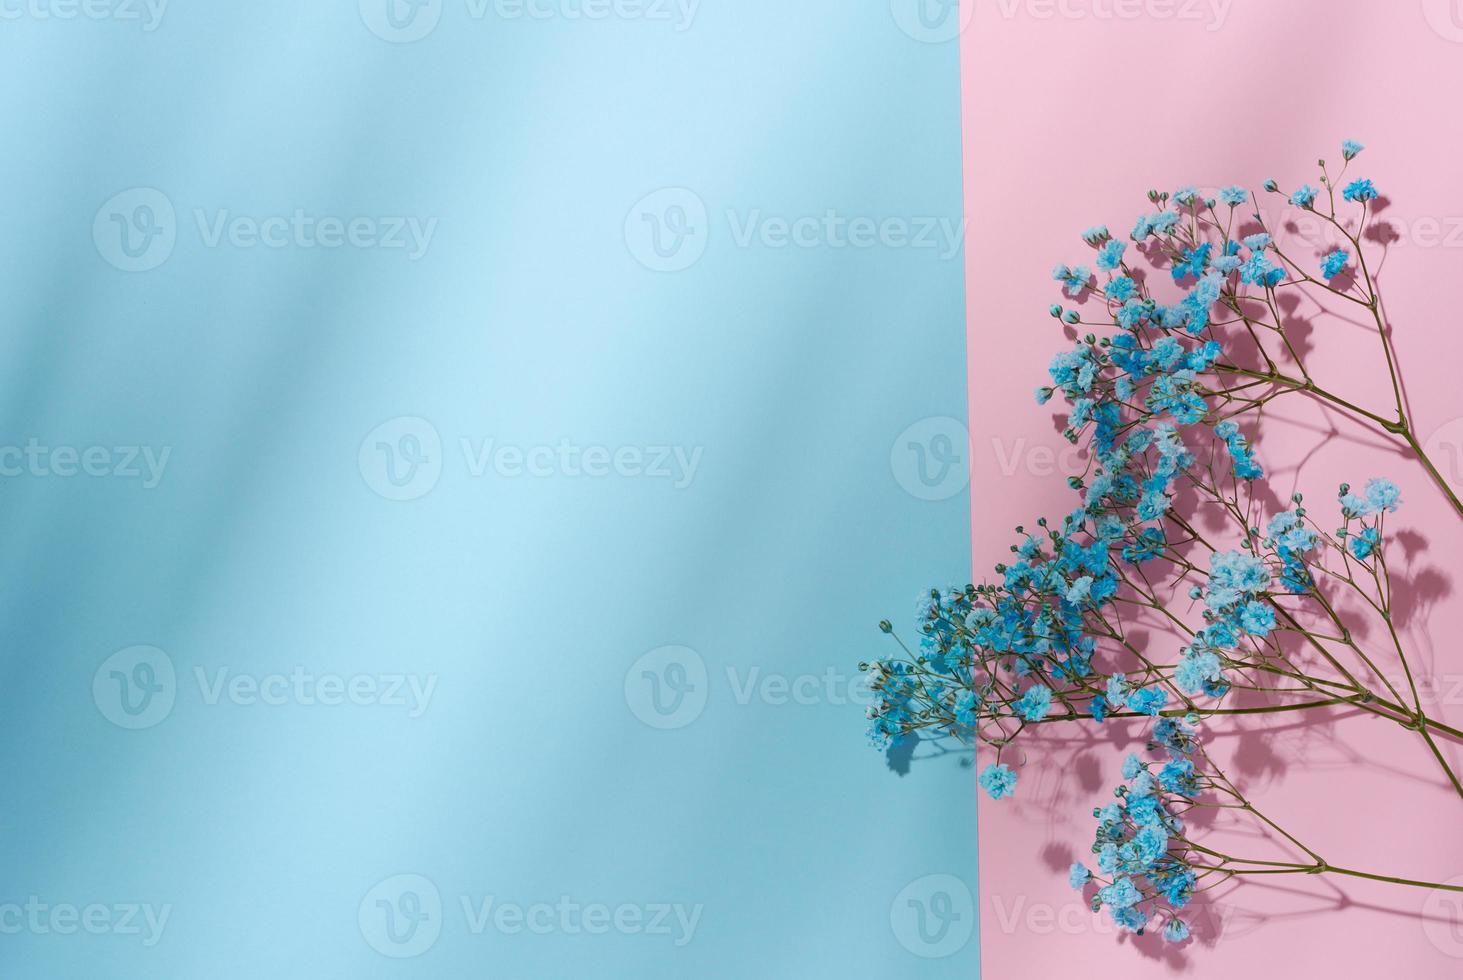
[359,874,442,958]
[624,188,708,272]
[358,417,443,501]
[890,416,970,501]
[889,0,973,43]
[890,874,974,958]
[624,645,708,729]
[360,0,443,42]
[1423,0,1463,42]
[93,646,176,730]
[1423,875,1463,957]
[93,188,176,272]
[1423,417,1463,498]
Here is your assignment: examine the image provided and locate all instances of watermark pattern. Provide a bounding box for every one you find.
[360,0,699,43]
[990,435,1085,479]
[94,189,437,271]
[358,874,703,957]
[461,438,700,485]
[624,646,875,730]
[725,209,965,259]
[0,440,170,488]
[985,0,1232,30]
[92,647,438,730]
[890,874,975,958]
[889,0,973,43]
[0,0,167,29]
[624,188,966,272]
[0,898,171,947]
[625,645,708,729]
[984,892,1266,941]
[359,417,444,502]
[360,875,443,958]
[891,416,970,501]
[1423,0,1463,43]
[359,0,444,41]
[1176,182,1463,255]
[624,188,709,272]
[724,666,872,708]
[1417,673,1463,707]
[460,895,702,945]
[1281,207,1463,252]
[1423,874,1463,957]
[358,417,704,500]
[193,667,436,716]
[1423,417,1463,499]
[92,646,176,730]
[93,188,176,273]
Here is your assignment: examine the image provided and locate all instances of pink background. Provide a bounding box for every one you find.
[960,0,1463,974]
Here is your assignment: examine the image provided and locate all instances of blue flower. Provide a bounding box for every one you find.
[1219,186,1249,206]
[1065,576,1094,604]
[1239,249,1284,288]
[1175,651,1222,695]
[1365,477,1401,513]
[1070,863,1092,890]
[1268,509,1318,554]
[1053,263,1092,297]
[1289,184,1319,208]
[1133,210,1182,240]
[1127,686,1169,717]
[1152,716,1197,756]
[1172,243,1211,282]
[1106,673,1128,708]
[1157,868,1196,908]
[1014,684,1054,721]
[1122,527,1166,564]
[1097,239,1127,271]
[1100,876,1142,910]
[955,690,981,728]
[1215,420,1265,481]
[1239,600,1276,637]
[979,762,1018,800]
[1106,275,1136,303]
[1206,551,1270,612]
[1342,140,1365,160]
[1163,918,1190,943]
[1321,249,1350,280]
[1349,526,1381,561]
[1134,823,1168,864]
[1158,758,1198,795]
[1343,178,1378,202]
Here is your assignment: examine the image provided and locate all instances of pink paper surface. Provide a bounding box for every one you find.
[960,2,1463,974]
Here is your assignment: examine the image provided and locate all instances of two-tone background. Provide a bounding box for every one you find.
[8,1,1463,977]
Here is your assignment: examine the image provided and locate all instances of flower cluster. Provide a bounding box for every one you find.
[1338,478,1400,560]
[862,142,1463,951]
[1072,720,1202,940]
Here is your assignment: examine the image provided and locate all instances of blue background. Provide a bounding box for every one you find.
[0,1,977,975]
